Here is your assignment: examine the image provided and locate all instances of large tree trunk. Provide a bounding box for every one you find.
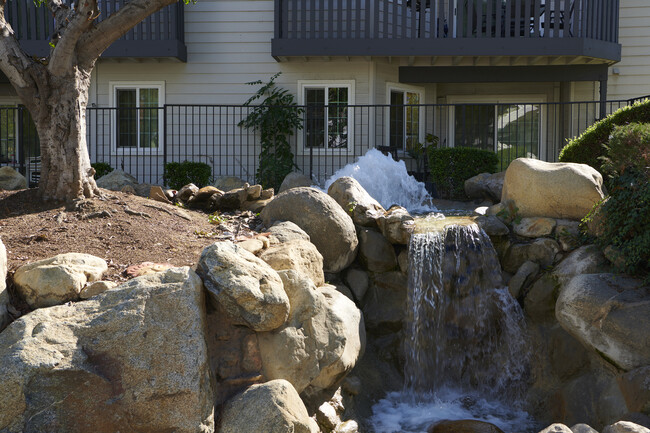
[35,66,100,201]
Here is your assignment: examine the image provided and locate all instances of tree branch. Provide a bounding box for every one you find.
[77,0,179,64]
[48,0,99,76]
[0,0,34,89]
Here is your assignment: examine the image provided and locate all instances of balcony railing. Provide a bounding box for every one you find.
[6,0,187,61]
[272,0,621,61]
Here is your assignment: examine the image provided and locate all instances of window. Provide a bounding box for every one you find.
[299,81,354,151]
[110,82,164,151]
[449,95,545,168]
[387,85,424,151]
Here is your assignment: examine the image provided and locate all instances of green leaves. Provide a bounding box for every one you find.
[427,147,499,199]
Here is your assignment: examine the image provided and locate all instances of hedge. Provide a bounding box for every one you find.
[428,147,498,199]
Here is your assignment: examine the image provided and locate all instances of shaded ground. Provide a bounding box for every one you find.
[0,188,261,283]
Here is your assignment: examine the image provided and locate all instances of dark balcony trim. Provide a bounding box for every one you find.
[272,37,621,62]
[399,64,609,83]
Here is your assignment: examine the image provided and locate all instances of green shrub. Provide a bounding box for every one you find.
[600,123,650,180]
[91,162,113,179]
[559,98,650,171]
[428,147,498,199]
[164,161,212,190]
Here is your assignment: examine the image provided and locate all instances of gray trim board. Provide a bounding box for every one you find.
[18,40,188,62]
[272,38,621,63]
[398,65,610,83]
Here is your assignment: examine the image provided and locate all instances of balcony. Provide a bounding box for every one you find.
[272,0,621,63]
[6,0,187,61]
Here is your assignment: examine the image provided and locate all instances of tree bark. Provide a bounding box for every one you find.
[35,65,100,201]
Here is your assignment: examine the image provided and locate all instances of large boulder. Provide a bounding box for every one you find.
[259,239,325,286]
[279,172,315,193]
[553,245,610,284]
[0,166,27,190]
[501,158,605,220]
[96,169,138,191]
[267,221,311,245]
[260,187,358,273]
[213,175,247,192]
[377,205,415,245]
[363,271,408,331]
[218,380,318,433]
[197,241,289,332]
[556,274,650,370]
[358,228,397,273]
[502,238,561,274]
[327,176,386,227]
[0,238,9,331]
[464,171,505,202]
[13,253,108,309]
[257,270,365,394]
[0,267,214,433]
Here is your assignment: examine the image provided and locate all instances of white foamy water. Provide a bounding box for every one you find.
[323,148,437,214]
[369,389,538,433]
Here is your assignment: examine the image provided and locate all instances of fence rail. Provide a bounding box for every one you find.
[1,98,643,190]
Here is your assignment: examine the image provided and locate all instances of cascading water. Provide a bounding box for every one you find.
[370,222,537,433]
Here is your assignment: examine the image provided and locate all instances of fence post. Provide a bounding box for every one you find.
[163,104,168,186]
[17,106,26,177]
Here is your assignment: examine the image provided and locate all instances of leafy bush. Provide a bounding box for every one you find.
[164,161,211,190]
[600,123,650,180]
[428,147,498,199]
[559,98,650,171]
[238,73,303,191]
[91,162,113,179]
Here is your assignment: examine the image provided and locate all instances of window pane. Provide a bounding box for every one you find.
[327,87,348,149]
[0,106,16,163]
[305,88,325,149]
[116,89,137,148]
[496,103,540,168]
[389,91,404,150]
[454,104,494,150]
[139,88,159,149]
[405,92,420,150]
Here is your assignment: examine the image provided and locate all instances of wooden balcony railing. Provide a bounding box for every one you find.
[7,0,187,61]
[272,0,621,61]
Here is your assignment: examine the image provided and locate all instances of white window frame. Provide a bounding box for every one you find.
[109,81,165,155]
[297,80,355,154]
[385,82,425,155]
[447,94,547,158]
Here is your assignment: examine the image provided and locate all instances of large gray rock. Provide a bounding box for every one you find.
[213,175,247,192]
[377,205,415,245]
[0,166,27,190]
[260,187,359,273]
[0,267,214,433]
[278,172,315,193]
[603,422,650,433]
[358,228,397,273]
[257,270,365,394]
[96,169,138,191]
[342,267,369,301]
[327,176,386,227]
[476,215,510,237]
[553,245,610,284]
[502,238,561,274]
[618,366,650,415]
[197,241,289,332]
[508,260,539,299]
[556,274,650,371]
[363,271,408,331]
[13,253,108,309]
[0,238,10,331]
[259,239,325,287]
[464,171,505,202]
[501,158,605,220]
[267,221,311,245]
[538,424,575,433]
[218,379,319,433]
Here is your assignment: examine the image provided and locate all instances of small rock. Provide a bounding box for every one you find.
[260,188,274,200]
[149,185,171,204]
[317,402,341,431]
[121,185,136,194]
[246,184,263,200]
[524,273,558,321]
[212,188,248,211]
[80,280,117,299]
[555,219,581,252]
[508,260,540,299]
[97,169,138,192]
[335,420,359,433]
[538,424,573,433]
[486,202,506,216]
[189,186,223,208]
[514,217,557,238]
[0,166,27,190]
[177,183,199,202]
[126,262,173,277]
[342,267,369,301]
[238,238,265,255]
[476,215,510,236]
[241,198,273,213]
[213,176,247,192]
[397,249,409,274]
[378,205,415,245]
[267,221,311,245]
[474,206,489,216]
[570,423,599,433]
[602,421,650,433]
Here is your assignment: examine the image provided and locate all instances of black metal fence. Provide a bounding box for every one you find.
[1,97,645,189]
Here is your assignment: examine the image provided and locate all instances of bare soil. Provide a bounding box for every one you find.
[0,188,261,313]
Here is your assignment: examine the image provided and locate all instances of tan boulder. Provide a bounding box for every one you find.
[513,217,557,238]
[218,379,318,433]
[257,270,365,393]
[96,169,137,192]
[13,253,108,309]
[261,187,358,273]
[259,239,325,286]
[464,171,505,202]
[267,221,311,245]
[377,205,415,245]
[0,267,214,433]
[79,280,117,299]
[327,176,385,227]
[0,166,27,190]
[501,158,605,220]
[196,241,289,332]
[213,175,247,192]
[279,172,315,193]
[246,184,263,200]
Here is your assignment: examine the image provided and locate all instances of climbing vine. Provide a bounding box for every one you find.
[238,73,304,191]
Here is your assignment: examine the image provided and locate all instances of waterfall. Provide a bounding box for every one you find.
[370,222,536,433]
[404,224,530,401]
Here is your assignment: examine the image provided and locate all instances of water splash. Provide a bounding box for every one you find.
[370,223,535,433]
[323,148,437,214]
